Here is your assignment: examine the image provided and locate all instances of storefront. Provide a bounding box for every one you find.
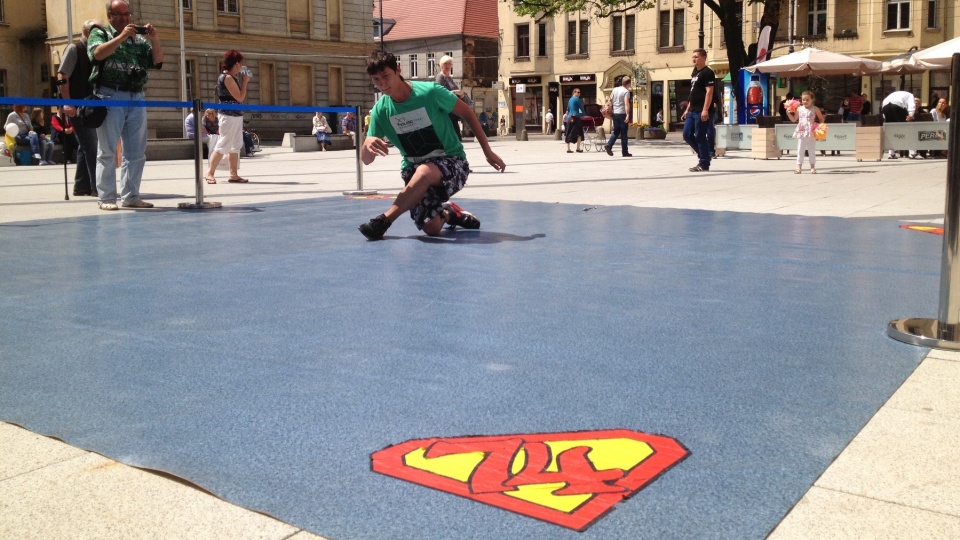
[559,73,598,113]
[509,76,544,133]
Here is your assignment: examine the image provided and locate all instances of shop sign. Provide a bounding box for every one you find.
[509,76,542,85]
[560,74,596,83]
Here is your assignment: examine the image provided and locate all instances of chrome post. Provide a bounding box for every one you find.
[888,53,960,348]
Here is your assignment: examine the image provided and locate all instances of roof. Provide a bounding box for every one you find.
[377,0,498,42]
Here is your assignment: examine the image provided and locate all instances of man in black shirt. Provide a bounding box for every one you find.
[681,48,716,172]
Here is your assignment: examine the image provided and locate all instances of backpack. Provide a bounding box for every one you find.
[601,99,613,119]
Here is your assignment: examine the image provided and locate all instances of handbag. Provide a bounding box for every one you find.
[75,93,107,129]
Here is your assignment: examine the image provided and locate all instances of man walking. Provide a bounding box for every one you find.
[57,19,100,197]
[604,76,632,157]
[681,49,716,172]
[88,0,164,210]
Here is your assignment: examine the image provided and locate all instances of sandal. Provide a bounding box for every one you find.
[227,177,249,183]
[810,168,817,174]
[205,175,216,184]
[794,167,801,174]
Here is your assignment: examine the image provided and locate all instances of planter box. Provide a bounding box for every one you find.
[644,130,667,140]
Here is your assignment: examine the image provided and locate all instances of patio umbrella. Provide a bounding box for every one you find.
[907,36,960,69]
[745,47,883,77]
[864,50,926,75]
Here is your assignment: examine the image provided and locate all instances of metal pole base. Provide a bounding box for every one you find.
[887,318,960,350]
[177,201,223,209]
[343,190,378,196]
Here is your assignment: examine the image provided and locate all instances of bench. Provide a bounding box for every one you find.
[145,138,197,161]
[291,133,355,152]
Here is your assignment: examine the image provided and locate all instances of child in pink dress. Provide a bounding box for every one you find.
[787,90,825,174]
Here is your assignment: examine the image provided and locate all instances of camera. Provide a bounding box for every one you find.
[135,26,149,34]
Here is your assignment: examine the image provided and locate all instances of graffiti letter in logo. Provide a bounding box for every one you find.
[371,429,689,531]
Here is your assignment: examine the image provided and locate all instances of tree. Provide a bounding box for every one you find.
[507,0,783,118]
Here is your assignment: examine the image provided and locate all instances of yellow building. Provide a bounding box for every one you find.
[0,1,48,99]
[7,0,376,139]
[497,0,958,133]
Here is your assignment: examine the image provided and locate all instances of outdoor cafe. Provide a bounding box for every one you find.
[715,40,957,160]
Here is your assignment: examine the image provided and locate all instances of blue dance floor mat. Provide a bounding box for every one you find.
[0,198,938,539]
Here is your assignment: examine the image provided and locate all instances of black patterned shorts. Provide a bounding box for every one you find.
[400,156,470,229]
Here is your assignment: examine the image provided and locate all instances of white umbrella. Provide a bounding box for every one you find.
[907,36,960,69]
[745,47,883,77]
[864,51,926,75]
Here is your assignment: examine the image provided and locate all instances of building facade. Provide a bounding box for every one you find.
[498,0,958,133]
[36,0,375,140]
[0,1,49,102]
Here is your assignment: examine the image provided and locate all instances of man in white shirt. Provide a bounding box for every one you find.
[881,90,917,159]
[604,76,633,157]
[544,110,554,135]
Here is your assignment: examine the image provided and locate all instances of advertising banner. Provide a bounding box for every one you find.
[738,69,769,125]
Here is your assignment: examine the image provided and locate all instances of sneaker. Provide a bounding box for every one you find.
[689,165,709,172]
[121,199,154,208]
[358,214,390,240]
[604,145,613,156]
[442,202,480,229]
[910,154,925,160]
[33,153,41,160]
[888,152,898,159]
[98,201,119,211]
[622,153,633,157]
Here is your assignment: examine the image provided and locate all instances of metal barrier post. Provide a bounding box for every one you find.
[178,98,221,210]
[888,53,960,349]
[343,105,377,196]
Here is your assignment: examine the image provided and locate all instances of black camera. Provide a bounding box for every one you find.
[135,26,149,34]
[129,66,148,85]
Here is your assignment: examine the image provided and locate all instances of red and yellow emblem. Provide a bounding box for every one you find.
[900,224,944,235]
[371,429,689,531]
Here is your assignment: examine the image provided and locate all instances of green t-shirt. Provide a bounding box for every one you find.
[87,25,160,90]
[367,81,464,170]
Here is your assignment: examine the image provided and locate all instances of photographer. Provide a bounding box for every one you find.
[87,0,164,210]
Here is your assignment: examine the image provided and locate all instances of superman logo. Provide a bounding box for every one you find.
[900,224,944,235]
[371,429,689,531]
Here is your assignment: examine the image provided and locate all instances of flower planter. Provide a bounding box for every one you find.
[627,126,640,139]
[644,129,667,140]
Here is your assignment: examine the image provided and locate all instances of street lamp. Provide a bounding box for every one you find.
[698,1,704,48]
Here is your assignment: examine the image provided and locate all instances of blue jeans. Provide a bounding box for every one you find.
[683,112,714,169]
[16,132,40,155]
[606,113,629,155]
[95,88,148,203]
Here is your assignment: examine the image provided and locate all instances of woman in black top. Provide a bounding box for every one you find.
[205,49,249,184]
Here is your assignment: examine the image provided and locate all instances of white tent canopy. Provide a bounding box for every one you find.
[745,47,883,77]
[908,36,960,69]
[864,51,927,75]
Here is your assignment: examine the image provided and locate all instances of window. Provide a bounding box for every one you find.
[887,0,910,30]
[612,14,635,52]
[516,24,530,58]
[567,17,588,55]
[181,0,191,9]
[537,23,548,56]
[0,70,6,97]
[329,65,344,104]
[579,19,589,54]
[807,0,827,35]
[427,53,436,77]
[184,59,197,99]
[327,0,342,39]
[217,0,238,14]
[409,54,418,78]
[1,0,6,22]
[260,62,276,104]
[659,9,683,48]
[40,64,49,83]
[289,0,310,35]
[927,0,939,28]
